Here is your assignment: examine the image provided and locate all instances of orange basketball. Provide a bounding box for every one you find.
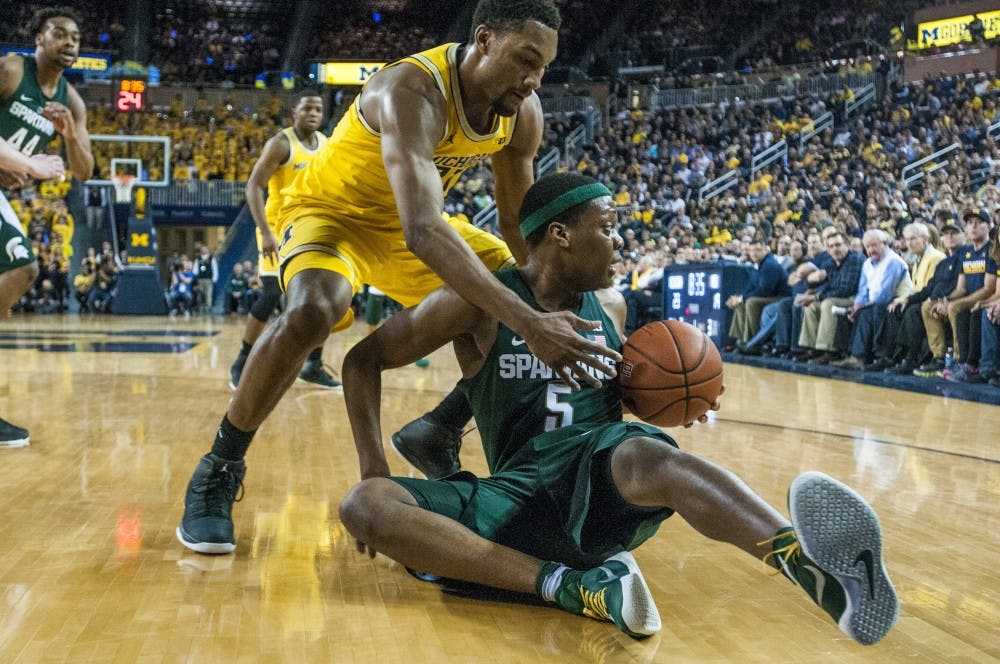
[619,320,724,427]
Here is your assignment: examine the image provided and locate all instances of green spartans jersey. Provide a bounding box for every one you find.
[459,268,622,473]
[0,55,68,156]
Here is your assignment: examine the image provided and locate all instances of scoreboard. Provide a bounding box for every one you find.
[662,263,752,347]
[115,79,146,113]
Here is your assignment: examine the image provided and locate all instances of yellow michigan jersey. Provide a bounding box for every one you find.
[264,127,327,224]
[257,127,327,275]
[278,43,515,224]
[274,42,515,308]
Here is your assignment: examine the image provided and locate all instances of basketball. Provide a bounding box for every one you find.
[619,320,724,428]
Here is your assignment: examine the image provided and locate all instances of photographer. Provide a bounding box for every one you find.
[168,258,195,318]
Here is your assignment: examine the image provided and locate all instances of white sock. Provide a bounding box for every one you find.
[539,564,569,603]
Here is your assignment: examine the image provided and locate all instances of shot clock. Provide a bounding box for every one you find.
[115,78,146,113]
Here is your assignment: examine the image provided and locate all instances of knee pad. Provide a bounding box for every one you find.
[249,276,281,322]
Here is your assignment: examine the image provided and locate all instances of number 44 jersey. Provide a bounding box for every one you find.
[0,55,68,157]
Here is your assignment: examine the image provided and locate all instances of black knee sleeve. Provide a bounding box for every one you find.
[249,276,281,322]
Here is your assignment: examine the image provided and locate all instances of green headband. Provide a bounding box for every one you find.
[519,183,613,238]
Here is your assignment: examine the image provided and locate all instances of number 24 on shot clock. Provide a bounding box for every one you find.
[116,79,145,112]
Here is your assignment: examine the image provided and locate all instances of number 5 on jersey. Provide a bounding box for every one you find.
[544,383,574,431]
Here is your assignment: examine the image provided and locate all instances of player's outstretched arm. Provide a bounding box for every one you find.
[0,140,65,180]
[342,285,483,480]
[376,72,621,389]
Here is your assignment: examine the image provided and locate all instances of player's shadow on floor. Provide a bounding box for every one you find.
[406,567,548,606]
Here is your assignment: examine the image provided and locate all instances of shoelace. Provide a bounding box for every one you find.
[579,586,611,622]
[191,466,244,517]
[758,531,801,577]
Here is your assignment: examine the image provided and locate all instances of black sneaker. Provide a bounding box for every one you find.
[177,453,246,554]
[864,358,895,372]
[229,353,247,391]
[298,360,342,389]
[885,359,916,375]
[963,368,989,384]
[916,357,945,373]
[0,417,29,448]
[390,416,462,479]
[808,352,836,365]
[737,343,763,357]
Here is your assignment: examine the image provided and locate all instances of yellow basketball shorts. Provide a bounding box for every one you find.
[255,227,279,277]
[275,207,514,308]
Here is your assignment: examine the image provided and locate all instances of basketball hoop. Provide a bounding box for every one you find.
[112,174,136,203]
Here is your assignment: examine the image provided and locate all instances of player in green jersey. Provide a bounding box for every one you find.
[1,7,94,447]
[336,173,899,644]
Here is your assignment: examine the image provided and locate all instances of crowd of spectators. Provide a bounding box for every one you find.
[6,0,1000,392]
[148,6,285,86]
[4,0,994,95]
[86,95,283,182]
[588,70,1000,387]
[5,180,77,314]
[0,0,126,52]
[309,13,439,63]
[603,1,923,91]
[162,249,263,318]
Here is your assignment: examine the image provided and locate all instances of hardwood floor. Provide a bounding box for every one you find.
[0,314,997,663]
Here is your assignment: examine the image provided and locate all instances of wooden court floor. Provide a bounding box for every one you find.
[0,314,997,663]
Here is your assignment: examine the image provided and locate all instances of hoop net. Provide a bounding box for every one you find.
[112,174,137,203]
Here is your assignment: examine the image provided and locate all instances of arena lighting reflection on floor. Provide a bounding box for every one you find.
[0,328,220,353]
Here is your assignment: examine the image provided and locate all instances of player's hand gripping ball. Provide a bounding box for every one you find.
[619,320,724,427]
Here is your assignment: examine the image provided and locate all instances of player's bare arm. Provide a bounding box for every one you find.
[244,133,290,259]
[0,140,64,180]
[45,85,92,181]
[491,92,544,265]
[342,284,486,480]
[0,55,21,98]
[370,67,621,390]
[595,287,627,339]
[0,56,30,189]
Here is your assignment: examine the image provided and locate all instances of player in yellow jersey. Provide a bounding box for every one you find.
[228,92,340,391]
[178,0,622,555]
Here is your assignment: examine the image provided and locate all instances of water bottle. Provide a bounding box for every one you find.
[944,347,955,371]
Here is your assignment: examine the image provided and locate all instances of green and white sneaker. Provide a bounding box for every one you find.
[773,471,899,645]
[545,551,661,638]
